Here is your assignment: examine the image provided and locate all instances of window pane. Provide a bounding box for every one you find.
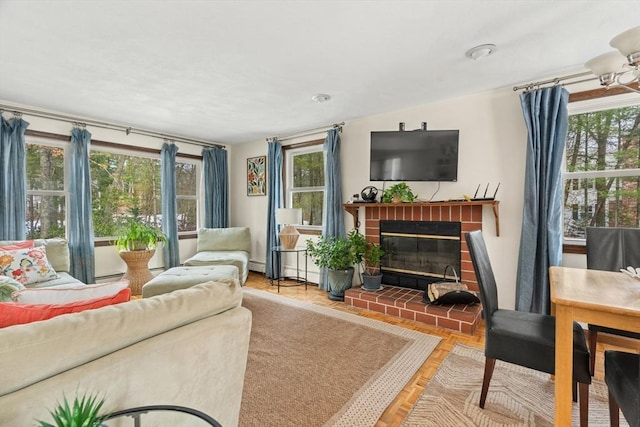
[177,199,197,232]
[566,106,640,173]
[293,151,324,188]
[90,151,161,237]
[564,176,640,238]
[27,144,64,190]
[292,191,324,226]
[26,195,65,239]
[176,162,196,195]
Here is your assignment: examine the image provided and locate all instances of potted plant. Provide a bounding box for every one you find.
[381,182,417,203]
[37,392,107,427]
[349,231,385,291]
[306,230,364,301]
[115,217,167,252]
[115,217,167,295]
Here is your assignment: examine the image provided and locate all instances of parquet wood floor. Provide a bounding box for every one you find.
[243,271,638,427]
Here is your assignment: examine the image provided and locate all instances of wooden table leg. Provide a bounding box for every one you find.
[555,304,574,426]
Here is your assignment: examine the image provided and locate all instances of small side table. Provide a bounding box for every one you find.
[271,246,308,293]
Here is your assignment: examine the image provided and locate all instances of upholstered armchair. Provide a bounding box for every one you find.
[465,230,592,427]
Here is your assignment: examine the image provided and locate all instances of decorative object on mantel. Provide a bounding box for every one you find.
[276,208,302,249]
[381,182,417,203]
[424,265,480,305]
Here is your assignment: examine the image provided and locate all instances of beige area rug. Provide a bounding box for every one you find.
[401,343,630,427]
[239,288,441,427]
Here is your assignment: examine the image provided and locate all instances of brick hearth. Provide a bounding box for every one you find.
[342,202,493,334]
[345,285,482,334]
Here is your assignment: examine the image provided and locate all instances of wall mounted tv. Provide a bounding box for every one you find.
[370,130,459,182]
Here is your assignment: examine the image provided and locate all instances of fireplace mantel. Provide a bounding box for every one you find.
[343,200,500,236]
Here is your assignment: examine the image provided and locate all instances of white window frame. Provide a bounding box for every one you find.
[25,136,68,239]
[175,158,200,234]
[564,93,640,244]
[285,144,324,230]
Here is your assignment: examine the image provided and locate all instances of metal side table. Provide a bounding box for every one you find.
[271,245,308,293]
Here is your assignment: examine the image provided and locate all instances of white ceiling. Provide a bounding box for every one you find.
[1,0,638,145]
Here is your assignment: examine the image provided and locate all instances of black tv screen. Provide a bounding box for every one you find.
[370,130,459,182]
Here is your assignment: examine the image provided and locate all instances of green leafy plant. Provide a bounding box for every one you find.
[306,230,365,271]
[381,182,417,203]
[115,217,167,251]
[348,230,385,275]
[37,392,107,427]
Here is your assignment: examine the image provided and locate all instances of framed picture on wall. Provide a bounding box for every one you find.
[247,155,267,196]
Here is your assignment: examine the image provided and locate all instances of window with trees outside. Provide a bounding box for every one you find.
[564,103,640,240]
[90,148,198,238]
[286,144,324,227]
[25,138,199,241]
[26,140,66,239]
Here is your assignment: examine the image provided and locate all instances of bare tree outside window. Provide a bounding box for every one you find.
[564,105,640,238]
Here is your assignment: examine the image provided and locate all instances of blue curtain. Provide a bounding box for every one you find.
[0,116,29,240]
[202,147,229,228]
[319,128,346,290]
[265,141,283,279]
[68,127,95,284]
[515,86,569,315]
[161,142,179,268]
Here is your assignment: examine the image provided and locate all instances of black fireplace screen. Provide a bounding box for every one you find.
[380,220,461,291]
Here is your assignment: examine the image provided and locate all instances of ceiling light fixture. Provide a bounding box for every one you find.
[584,26,640,93]
[465,44,497,61]
[311,94,331,103]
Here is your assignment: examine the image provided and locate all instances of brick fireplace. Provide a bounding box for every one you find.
[343,201,497,334]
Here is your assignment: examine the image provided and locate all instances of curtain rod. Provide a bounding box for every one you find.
[267,122,345,142]
[0,103,225,149]
[513,71,596,92]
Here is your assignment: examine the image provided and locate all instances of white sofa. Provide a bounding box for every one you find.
[184,227,251,284]
[0,279,252,426]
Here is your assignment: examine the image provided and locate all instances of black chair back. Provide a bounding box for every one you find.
[586,227,640,272]
[465,230,499,328]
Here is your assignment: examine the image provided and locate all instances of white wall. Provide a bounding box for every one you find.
[231,86,531,309]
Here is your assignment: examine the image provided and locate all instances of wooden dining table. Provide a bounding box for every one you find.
[549,266,640,426]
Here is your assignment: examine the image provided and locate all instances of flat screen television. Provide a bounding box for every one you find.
[370,130,459,181]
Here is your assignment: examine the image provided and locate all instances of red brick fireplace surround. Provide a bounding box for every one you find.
[343,201,500,334]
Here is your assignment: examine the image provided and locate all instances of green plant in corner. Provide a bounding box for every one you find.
[37,392,107,427]
[381,182,417,203]
[115,216,167,252]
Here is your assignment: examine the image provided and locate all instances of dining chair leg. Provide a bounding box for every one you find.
[608,390,620,427]
[479,357,496,408]
[589,330,598,376]
[578,383,589,427]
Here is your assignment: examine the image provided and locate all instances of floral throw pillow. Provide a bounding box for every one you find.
[0,246,59,285]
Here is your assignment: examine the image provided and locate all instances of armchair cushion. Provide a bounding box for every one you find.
[197,227,251,254]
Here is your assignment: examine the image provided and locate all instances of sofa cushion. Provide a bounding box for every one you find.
[197,227,251,254]
[0,238,70,274]
[0,278,243,396]
[12,280,129,304]
[0,246,59,285]
[0,277,25,302]
[0,241,34,251]
[184,251,249,284]
[26,272,84,289]
[0,288,131,328]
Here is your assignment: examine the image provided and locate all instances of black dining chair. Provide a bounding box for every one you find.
[604,350,640,427]
[465,230,592,427]
[586,227,640,375]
